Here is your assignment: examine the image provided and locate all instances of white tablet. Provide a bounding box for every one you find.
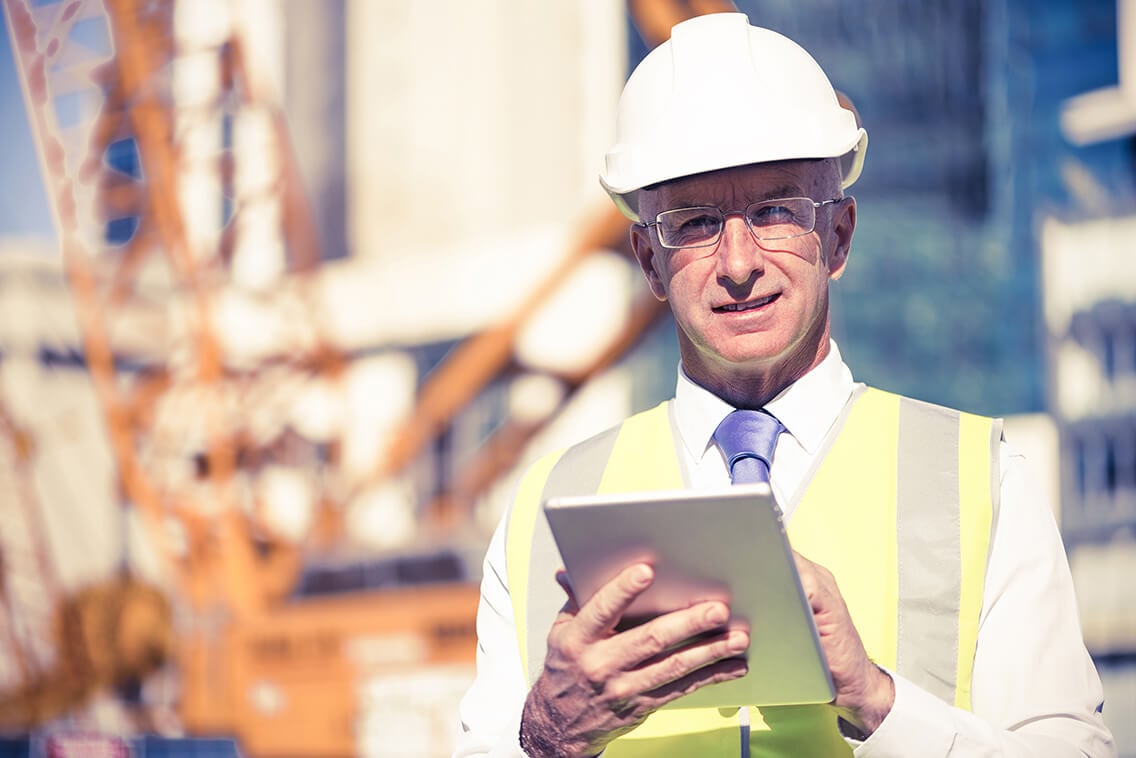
[543,484,835,709]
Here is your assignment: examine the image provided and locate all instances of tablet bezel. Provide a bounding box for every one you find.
[543,483,835,709]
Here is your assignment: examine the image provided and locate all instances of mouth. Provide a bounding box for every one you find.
[714,293,780,313]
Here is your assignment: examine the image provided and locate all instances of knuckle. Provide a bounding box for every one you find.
[677,684,702,703]
[548,631,589,667]
[639,626,669,656]
[556,637,583,661]
[661,652,690,684]
[603,678,635,705]
[591,592,627,624]
[707,666,743,687]
[546,623,573,650]
[579,651,611,685]
[653,673,701,708]
[609,571,640,598]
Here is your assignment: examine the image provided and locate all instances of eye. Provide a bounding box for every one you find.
[749,203,798,226]
[676,213,720,235]
[659,208,722,245]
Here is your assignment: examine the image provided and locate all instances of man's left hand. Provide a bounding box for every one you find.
[794,551,896,735]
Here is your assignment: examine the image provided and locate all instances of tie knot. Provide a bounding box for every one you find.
[713,409,784,484]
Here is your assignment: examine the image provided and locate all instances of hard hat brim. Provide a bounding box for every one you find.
[604,129,868,223]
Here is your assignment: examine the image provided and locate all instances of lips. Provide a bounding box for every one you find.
[715,292,779,313]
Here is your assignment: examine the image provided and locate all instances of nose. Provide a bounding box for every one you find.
[714,213,765,284]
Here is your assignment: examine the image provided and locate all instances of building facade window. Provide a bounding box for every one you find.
[1103,329,1117,381]
[1075,436,1088,500]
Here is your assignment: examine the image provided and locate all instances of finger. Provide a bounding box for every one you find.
[795,553,845,618]
[792,550,818,586]
[793,551,825,611]
[575,629,748,723]
[620,626,749,695]
[574,563,654,640]
[611,601,734,667]
[555,569,580,614]
[636,653,749,711]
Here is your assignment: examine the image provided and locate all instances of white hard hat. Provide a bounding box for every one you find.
[600,13,868,222]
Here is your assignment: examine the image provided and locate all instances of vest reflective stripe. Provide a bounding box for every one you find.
[889,398,997,708]
[785,390,995,707]
[505,388,997,755]
[896,397,964,705]
[506,421,632,681]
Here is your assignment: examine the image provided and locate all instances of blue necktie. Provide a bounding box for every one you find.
[713,409,784,484]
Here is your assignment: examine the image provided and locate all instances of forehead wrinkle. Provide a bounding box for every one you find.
[665,178,809,208]
[642,161,832,217]
[753,184,806,202]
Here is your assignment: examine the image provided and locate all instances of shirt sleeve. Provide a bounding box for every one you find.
[452,513,532,758]
[852,442,1116,757]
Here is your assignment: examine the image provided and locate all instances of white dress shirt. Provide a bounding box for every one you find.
[453,343,1115,757]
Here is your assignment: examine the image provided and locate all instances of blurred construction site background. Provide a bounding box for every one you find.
[0,0,1134,756]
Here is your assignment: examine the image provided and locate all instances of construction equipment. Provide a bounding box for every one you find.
[0,0,740,754]
[0,0,413,750]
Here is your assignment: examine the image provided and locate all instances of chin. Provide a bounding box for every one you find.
[714,334,793,365]
[696,347,787,376]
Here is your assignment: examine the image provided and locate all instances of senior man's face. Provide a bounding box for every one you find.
[630,160,856,397]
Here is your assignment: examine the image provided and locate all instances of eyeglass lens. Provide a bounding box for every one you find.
[656,197,818,249]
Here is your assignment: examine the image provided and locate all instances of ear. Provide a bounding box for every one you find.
[630,223,668,301]
[826,197,856,281]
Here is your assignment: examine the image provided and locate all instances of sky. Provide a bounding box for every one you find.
[0,7,58,246]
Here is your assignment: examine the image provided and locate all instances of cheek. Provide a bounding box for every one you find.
[757,240,796,257]
[788,239,823,266]
[658,253,703,293]
[759,233,823,265]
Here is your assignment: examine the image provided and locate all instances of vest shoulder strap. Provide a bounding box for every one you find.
[790,386,998,709]
[506,402,676,681]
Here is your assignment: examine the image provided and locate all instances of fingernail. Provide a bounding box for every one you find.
[632,564,652,586]
[728,631,749,653]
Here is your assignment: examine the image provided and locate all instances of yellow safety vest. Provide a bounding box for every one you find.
[505,386,999,757]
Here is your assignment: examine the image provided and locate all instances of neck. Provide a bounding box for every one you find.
[683,329,831,410]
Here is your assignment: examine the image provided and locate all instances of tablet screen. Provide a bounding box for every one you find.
[543,484,835,709]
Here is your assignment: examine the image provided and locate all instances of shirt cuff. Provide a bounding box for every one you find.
[849,672,957,758]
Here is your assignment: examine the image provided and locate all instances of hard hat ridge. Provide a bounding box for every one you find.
[600,13,868,222]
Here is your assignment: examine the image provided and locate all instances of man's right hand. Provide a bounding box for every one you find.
[518,563,750,757]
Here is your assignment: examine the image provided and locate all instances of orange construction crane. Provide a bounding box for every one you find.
[2,0,479,750]
[0,0,744,753]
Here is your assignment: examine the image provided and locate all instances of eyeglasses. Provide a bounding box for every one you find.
[640,197,842,252]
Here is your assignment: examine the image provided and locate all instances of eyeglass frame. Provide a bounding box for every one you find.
[638,197,844,250]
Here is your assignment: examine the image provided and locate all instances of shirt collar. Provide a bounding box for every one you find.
[673,340,856,460]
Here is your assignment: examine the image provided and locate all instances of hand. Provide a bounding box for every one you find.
[793,552,895,735]
[519,563,750,757]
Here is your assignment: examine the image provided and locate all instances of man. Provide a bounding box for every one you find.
[454,13,1115,757]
